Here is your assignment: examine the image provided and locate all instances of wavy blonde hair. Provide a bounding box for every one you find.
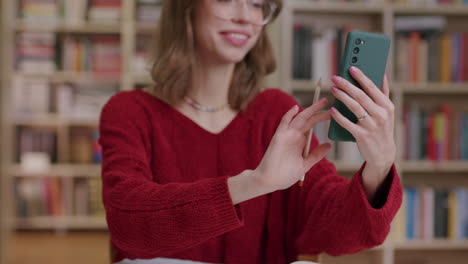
[149,0,283,111]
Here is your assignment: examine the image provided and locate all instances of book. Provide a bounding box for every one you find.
[401,187,468,240]
[16,32,57,74]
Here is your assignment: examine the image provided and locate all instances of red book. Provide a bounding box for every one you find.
[427,113,436,161]
[89,0,121,7]
[463,33,468,81]
[453,112,461,160]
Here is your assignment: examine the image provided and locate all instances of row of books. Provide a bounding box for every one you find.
[16,126,103,165]
[393,187,468,241]
[13,76,117,119]
[19,0,122,25]
[17,128,58,164]
[393,0,468,5]
[15,32,122,75]
[70,128,102,164]
[16,32,57,74]
[57,82,118,119]
[62,35,121,75]
[395,31,468,83]
[403,103,468,161]
[14,176,104,218]
[137,0,161,23]
[292,25,352,81]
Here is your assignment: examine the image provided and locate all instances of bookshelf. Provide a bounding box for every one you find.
[0,0,132,232]
[0,0,467,263]
[0,0,8,262]
[279,1,468,264]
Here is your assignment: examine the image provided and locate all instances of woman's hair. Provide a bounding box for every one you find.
[149,0,283,111]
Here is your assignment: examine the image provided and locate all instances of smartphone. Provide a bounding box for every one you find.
[328,30,391,142]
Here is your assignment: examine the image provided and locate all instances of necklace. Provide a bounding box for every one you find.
[184,96,230,113]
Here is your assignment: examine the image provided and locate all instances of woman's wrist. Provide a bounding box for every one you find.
[361,162,393,202]
[227,170,272,205]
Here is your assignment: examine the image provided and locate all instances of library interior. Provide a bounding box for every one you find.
[1,0,468,264]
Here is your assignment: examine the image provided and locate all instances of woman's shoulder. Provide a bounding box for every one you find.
[246,88,299,119]
[100,89,168,124]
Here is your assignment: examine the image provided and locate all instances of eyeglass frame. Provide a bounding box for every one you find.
[208,0,279,26]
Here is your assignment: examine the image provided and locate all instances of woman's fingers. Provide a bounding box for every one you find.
[330,107,361,136]
[278,105,299,132]
[300,110,331,133]
[304,143,331,171]
[290,98,328,131]
[331,75,380,117]
[382,74,390,98]
[348,66,391,106]
[330,86,367,121]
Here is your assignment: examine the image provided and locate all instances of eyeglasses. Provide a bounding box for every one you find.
[209,0,278,26]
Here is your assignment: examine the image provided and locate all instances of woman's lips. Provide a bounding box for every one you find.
[220,31,250,47]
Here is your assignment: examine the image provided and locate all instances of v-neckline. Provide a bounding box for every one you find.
[137,89,243,136]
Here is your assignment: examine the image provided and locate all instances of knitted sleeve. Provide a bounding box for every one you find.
[292,136,403,256]
[99,93,243,260]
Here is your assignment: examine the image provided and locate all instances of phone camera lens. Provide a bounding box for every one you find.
[355,39,365,45]
[353,47,360,54]
[352,57,358,63]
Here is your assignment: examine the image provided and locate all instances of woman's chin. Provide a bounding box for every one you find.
[219,52,249,64]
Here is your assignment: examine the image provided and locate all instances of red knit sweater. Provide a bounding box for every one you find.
[99,88,403,264]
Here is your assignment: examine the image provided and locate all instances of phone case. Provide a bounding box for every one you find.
[328,30,391,142]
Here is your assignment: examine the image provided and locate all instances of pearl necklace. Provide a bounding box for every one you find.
[184,96,230,113]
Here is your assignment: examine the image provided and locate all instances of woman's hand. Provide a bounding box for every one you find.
[253,98,332,192]
[330,66,396,199]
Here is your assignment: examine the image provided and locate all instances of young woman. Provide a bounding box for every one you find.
[99,1,403,263]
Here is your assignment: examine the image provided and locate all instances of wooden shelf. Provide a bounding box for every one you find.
[397,83,468,95]
[290,1,383,14]
[15,216,106,230]
[402,160,468,173]
[14,116,98,127]
[393,4,468,15]
[14,72,121,84]
[15,21,121,34]
[393,240,468,250]
[11,164,101,178]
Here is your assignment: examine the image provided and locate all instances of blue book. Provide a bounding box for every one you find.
[406,188,416,240]
[462,115,468,160]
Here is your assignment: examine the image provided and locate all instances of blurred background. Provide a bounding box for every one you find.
[1,0,468,264]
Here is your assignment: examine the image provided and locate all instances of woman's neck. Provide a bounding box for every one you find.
[188,60,235,108]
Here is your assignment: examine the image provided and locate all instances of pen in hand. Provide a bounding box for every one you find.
[299,78,322,187]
